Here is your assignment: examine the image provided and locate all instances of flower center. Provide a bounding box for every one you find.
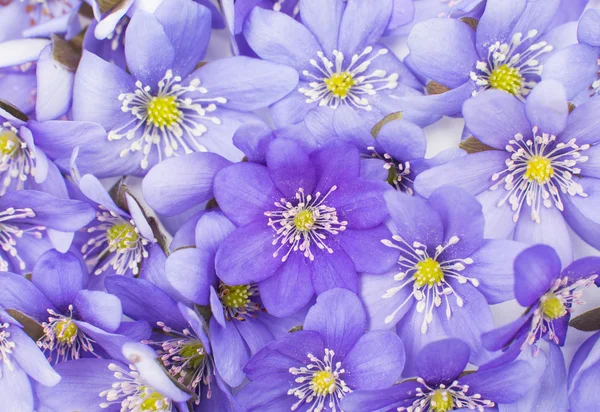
[53,319,78,344]
[179,342,206,370]
[106,222,140,250]
[324,71,355,98]
[0,130,20,157]
[218,283,261,321]
[381,235,478,333]
[310,370,336,396]
[414,258,444,287]
[299,47,398,111]
[524,155,554,184]
[431,389,454,412]
[491,129,589,223]
[470,30,553,100]
[140,391,168,411]
[265,187,347,262]
[293,209,315,231]
[288,348,351,411]
[147,96,182,128]
[488,64,523,95]
[220,284,251,309]
[367,146,414,194]
[111,70,226,169]
[541,294,566,320]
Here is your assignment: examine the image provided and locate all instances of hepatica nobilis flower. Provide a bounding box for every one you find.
[213,139,397,317]
[341,338,537,412]
[70,0,298,177]
[482,245,600,366]
[568,329,600,411]
[0,250,127,363]
[361,186,526,373]
[237,289,405,412]
[243,0,425,128]
[415,81,600,264]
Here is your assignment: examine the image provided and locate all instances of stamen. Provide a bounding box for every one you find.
[0,206,45,271]
[366,146,414,194]
[109,70,227,169]
[299,47,399,111]
[218,283,263,321]
[398,378,494,412]
[265,187,347,262]
[0,322,16,371]
[381,235,477,333]
[0,122,37,196]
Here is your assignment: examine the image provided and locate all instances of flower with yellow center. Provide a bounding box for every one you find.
[431,389,454,412]
[54,319,78,344]
[488,65,524,95]
[541,294,566,320]
[310,370,337,396]
[38,305,95,363]
[524,155,554,184]
[107,222,140,251]
[140,391,168,411]
[0,130,20,157]
[293,209,315,232]
[146,96,182,128]
[324,71,355,98]
[414,258,444,287]
[0,122,37,196]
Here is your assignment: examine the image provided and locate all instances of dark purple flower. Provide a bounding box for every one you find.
[362,186,525,374]
[341,338,538,412]
[212,139,396,317]
[481,244,600,366]
[237,288,405,411]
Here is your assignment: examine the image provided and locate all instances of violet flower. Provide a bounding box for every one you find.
[568,329,600,411]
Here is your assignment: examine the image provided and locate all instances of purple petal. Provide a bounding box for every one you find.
[481,313,532,352]
[9,326,60,386]
[165,248,215,305]
[0,272,54,321]
[0,365,33,411]
[360,271,414,330]
[310,246,359,294]
[340,380,421,412]
[475,0,527,57]
[337,225,399,274]
[525,80,569,136]
[235,317,275,355]
[299,0,344,52]
[338,0,393,58]
[329,179,388,229]
[194,210,236,254]
[562,177,600,252]
[513,245,561,307]
[209,318,250,387]
[562,256,600,282]
[559,94,600,146]
[417,338,470,385]
[542,44,599,100]
[311,142,361,193]
[35,43,74,122]
[266,138,316,198]
[73,290,122,333]
[578,9,600,46]
[376,119,427,161]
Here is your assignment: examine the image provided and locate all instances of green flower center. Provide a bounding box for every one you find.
[147,95,181,128]
[489,64,523,95]
[324,71,355,98]
[179,342,206,370]
[414,258,444,287]
[294,209,315,232]
[431,389,454,412]
[0,130,20,157]
[310,370,336,396]
[220,284,252,309]
[107,223,139,250]
[542,294,566,320]
[139,390,168,411]
[54,320,77,344]
[524,155,554,184]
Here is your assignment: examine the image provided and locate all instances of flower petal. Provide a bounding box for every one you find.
[513,244,561,307]
[417,338,471,385]
[525,80,568,136]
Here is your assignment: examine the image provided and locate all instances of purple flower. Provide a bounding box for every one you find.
[361,185,525,373]
[0,250,141,363]
[341,338,538,412]
[236,288,405,411]
[574,9,600,102]
[242,0,427,129]
[416,80,600,264]
[105,255,239,411]
[66,0,297,177]
[403,0,598,116]
[0,308,60,411]
[568,329,600,411]
[35,343,191,411]
[212,139,396,317]
[481,244,600,366]
[164,209,307,387]
[0,189,94,273]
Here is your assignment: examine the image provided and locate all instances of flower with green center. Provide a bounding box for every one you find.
[179,342,206,370]
[324,71,355,98]
[541,294,566,320]
[430,389,454,412]
[54,320,78,344]
[107,222,139,250]
[140,391,169,411]
[218,283,262,321]
[0,122,37,196]
[38,305,95,363]
[488,64,523,95]
[146,96,182,128]
[0,130,20,158]
[293,209,315,232]
[524,155,554,184]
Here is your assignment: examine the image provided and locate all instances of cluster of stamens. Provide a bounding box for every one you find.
[37,305,96,363]
[398,378,494,412]
[0,322,15,371]
[24,0,73,26]
[100,363,172,411]
[111,69,227,169]
[81,208,151,276]
[265,187,347,262]
[367,146,414,194]
[470,30,553,100]
[0,206,45,271]
[490,127,589,223]
[381,235,477,333]
[0,122,36,195]
[143,323,213,404]
[299,47,399,111]
[218,283,262,321]
[525,274,598,351]
[288,348,351,412]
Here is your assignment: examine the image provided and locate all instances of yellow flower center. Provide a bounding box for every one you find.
[294,209,315,231]
[106,223,139,250]
[220,285,251,309]
[0,130,20,157]
[54,320,77,344]
[541,294,566,320]
[489,64,523,95]
[431,389,454,412]
[310,370,336,396]
[147,95,181,128]
[179,342,206,370]
[324,71,355,98]
[524,155,554,184]
[414,258,444,287]
[140,390,168,411]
